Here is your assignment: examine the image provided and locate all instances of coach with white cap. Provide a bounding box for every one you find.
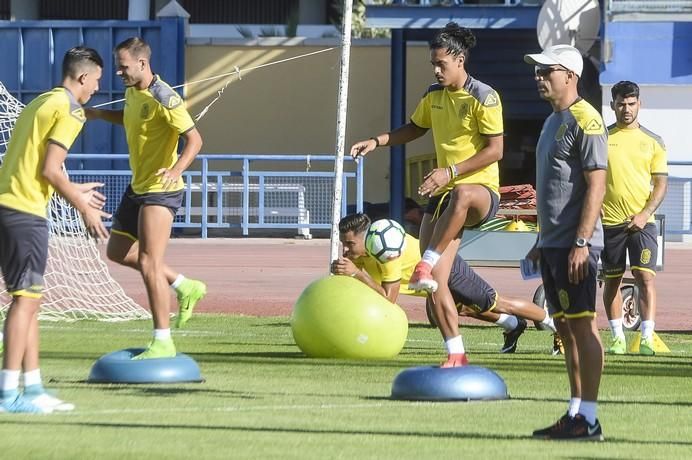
[523,44,608,442]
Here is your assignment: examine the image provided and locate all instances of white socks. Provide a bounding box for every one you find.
[568,397,581,417]
[23,369,42,388]
[170,274,185,289]
[0,369,20,393]
[609,318,625,339]
[444,335,465,354]
[641,320,655,340]
[495,313,519,332]
[154,329,171,340]
[421,250,441,268]
[579,400,598,425]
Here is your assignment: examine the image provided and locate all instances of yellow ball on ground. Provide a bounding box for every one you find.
[291,275,408,359]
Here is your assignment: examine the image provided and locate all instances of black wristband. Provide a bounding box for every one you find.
[370,136,380,147]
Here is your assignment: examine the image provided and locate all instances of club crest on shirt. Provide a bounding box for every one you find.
[555,123,568,141]
[140,103,151,119]
[458,102,469,118]
[640,141,652,154]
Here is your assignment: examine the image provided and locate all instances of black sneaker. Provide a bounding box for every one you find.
[501,318,527,353]
[532,413,572,438]
[549,414,604,441]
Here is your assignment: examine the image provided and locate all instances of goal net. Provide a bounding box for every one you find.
[0,81,149,321]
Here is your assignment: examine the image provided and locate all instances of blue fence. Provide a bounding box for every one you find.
[0,18,185,169]
[68,153,364,238]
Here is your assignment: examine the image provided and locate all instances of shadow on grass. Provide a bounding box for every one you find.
[1,419,691,447]
[513,395,692,408]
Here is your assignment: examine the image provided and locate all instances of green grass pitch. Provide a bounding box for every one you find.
[1,315,690,459]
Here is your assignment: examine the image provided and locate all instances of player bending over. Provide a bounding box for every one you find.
[331,214,556,364]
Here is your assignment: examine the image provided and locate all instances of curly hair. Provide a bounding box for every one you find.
[430,22,477,60]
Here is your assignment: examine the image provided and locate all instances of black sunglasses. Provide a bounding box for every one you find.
[534,65,569,78]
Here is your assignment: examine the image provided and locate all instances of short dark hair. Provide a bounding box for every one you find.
[62,47,103,79]
[115,37,152,59]
[339,213,371,235]
[611,80,640,100]
[430,22,477,60]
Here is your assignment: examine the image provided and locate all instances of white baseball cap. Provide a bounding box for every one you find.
[524,45,583,78]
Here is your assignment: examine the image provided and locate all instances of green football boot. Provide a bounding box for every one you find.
[606,336,626,355]
[175,279,207,329]
[132,338,176,360]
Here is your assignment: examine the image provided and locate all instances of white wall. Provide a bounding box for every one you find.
[601,85,692,178]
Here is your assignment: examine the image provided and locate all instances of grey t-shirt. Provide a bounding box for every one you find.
[535,99,608,249]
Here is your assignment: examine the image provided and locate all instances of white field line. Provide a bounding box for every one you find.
[59,401,441,417]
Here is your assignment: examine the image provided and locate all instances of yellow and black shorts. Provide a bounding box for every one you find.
[0,205,48,298]
[539,247,600,319]
[112,185,184,240]
[602,222,658,278]
[424,184,499,229]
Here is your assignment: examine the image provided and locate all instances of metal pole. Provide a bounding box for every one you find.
[390,28,406,224]
[329,0,354,266]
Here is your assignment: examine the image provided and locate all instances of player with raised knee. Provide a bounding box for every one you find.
[350,23,503,367]
[331,214,556,362]
[85,37,205,359]
[601,80,668,356]
[0,47,109,413]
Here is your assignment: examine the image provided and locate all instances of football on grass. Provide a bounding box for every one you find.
[365,219,406,263]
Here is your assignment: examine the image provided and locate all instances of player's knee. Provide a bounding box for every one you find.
[633,271,655,288]
[138,252,162,275]
[450,187,473,211]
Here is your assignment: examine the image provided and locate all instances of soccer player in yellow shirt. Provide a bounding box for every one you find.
[0,47,109,413]
[350,23,503,367]
[601,81,668,356]
[86,37,205,359]
[331,214,557,361]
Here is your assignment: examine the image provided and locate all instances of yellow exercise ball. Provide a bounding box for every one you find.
[291,275,408,359]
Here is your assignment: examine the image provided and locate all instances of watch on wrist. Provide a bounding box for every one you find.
[575,238,589,248]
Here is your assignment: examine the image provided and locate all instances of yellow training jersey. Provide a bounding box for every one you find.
[354,233,425,298]
[603,124,668,226]
[123,75,195,194]
[410,75,503,195]
[0,87,85,218]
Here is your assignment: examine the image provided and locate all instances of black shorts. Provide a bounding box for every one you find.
[424,184,499,229]
[0,206,49,298]
[448,255,497,313]
[111,185,184,240]
[602,222,658,278]
[539,247,600,319]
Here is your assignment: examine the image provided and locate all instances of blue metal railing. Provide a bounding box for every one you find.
[67,153,364,238]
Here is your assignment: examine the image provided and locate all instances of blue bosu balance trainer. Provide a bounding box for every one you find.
[391,365,509,401]
[88,348,203,384]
